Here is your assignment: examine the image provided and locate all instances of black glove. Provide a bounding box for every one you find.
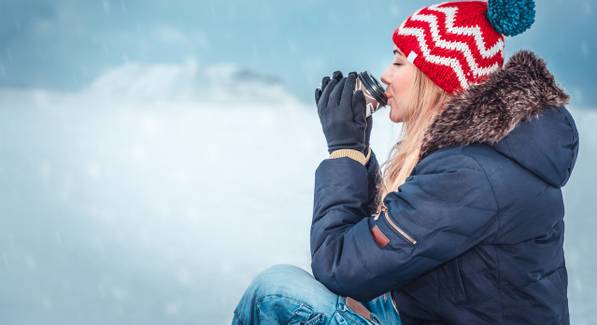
[364,113,373,155]
[315,71,368,154]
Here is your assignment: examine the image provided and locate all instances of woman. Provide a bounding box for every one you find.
[232,1,579,324]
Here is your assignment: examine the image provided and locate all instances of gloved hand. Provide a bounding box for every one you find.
[364,113,373,155]
[315,71,370,154]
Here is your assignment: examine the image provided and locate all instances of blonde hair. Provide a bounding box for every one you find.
[374,67,451,215]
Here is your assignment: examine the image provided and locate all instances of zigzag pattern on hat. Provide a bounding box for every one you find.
[427,4,504,58]
[393,1,505,94]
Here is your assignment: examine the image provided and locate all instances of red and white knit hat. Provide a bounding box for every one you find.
[393,0,536,94]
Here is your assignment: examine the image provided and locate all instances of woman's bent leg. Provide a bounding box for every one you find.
[232,264,338,325]
[231,264,401,325]
[232,264,336,324]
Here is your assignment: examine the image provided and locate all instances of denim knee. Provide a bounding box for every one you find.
[249,264,337,306]
[232,264,337,325]
[251,264,305,295]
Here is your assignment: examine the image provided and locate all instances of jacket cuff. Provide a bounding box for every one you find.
[329,147,371,166]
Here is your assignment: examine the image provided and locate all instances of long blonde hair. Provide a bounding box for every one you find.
[374,68,451,215]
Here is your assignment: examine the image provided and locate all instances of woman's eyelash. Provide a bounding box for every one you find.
[393,62,402,66]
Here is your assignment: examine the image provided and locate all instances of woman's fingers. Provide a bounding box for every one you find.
[317,70,345,109]
[341,72,358,106]
[332,70,343,81]
[316,76,331,105]
[321,76,331,92]
[329,77,347,106]
[319,76,340,109]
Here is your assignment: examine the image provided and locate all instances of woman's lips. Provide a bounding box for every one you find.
[385,92,394,108]
[385,93,393,103]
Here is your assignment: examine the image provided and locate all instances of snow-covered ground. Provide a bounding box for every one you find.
[0,60,595,324]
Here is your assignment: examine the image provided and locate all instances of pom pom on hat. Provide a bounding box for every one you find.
[487,0,536,36]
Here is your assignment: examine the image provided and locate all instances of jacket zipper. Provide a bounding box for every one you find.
[382,207,417,245]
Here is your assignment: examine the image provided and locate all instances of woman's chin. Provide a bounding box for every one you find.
[389,107,403,123]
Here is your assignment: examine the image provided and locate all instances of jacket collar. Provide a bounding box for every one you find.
[419,50,570,161]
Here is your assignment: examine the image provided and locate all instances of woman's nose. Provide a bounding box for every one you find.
[380,74,390,86]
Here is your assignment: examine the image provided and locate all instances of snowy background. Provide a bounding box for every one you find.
[1,0,596,324]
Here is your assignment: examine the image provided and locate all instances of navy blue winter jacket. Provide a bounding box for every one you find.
[311,51,579,324]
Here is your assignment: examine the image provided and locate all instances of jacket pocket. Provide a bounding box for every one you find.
[382,208,417,245]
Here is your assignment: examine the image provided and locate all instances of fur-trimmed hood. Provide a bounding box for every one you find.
[419,50,579,187]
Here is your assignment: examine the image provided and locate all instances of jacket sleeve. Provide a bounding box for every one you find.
[310,150,499,302]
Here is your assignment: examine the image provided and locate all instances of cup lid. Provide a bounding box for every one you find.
[358,71,388,106]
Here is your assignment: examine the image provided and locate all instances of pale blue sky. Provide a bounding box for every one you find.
[0,0,595,105]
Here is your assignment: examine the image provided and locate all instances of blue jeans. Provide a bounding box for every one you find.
[232,264,402,324]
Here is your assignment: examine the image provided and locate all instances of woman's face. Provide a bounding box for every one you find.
[381,45,417,123]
